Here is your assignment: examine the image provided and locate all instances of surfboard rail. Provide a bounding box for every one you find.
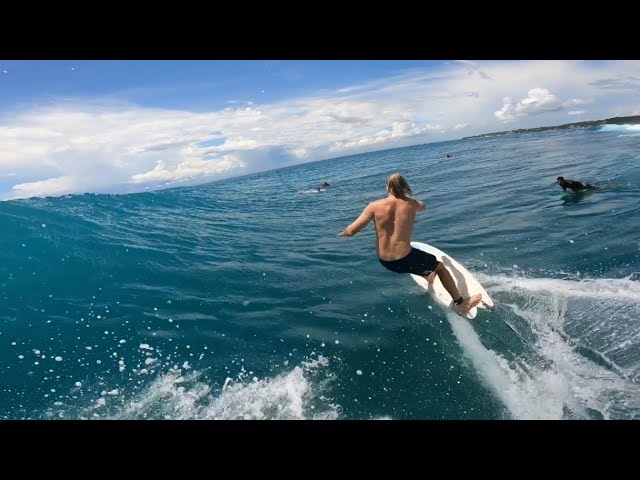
[409,241,494,319]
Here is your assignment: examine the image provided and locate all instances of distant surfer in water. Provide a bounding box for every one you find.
[321,181,330,188]
[338,173,482,315]
[557,176,596,191]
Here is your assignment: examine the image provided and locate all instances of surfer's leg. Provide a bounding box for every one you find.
[434,263,482,314]
[434,262,461,300]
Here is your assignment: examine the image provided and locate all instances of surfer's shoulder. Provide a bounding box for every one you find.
[409,197,425,211]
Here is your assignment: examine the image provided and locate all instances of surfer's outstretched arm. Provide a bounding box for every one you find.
[338,203,374,237]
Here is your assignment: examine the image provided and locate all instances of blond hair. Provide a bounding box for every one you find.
[386,173,412,198]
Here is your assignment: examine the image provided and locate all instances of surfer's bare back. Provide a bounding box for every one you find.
[338,173,481,315]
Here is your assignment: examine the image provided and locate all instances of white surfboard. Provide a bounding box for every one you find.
[409,241,494,320]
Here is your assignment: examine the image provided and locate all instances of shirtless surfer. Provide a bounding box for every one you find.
[338,173,482,315]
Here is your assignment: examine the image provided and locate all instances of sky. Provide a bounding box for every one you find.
[1,60,639,200]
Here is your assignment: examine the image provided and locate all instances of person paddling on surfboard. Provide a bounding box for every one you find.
[338,173,482,315]
[556,176,596,191]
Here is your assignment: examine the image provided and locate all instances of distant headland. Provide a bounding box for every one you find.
[463,115,640,139]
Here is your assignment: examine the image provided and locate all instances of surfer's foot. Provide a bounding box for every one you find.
[426,272,436,285]
[455,294,482,315]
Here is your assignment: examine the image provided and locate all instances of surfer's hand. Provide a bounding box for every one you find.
[338,230,351,237]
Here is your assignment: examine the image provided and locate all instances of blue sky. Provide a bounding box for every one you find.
[1,60,639,199]
[0,61,440,112]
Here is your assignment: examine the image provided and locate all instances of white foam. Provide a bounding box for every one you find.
[103,357,339,420]
[599,124,640,133]
[462,273,640,419]
[478,274,640,303]
[301,355,329,370]
[446,311,567,419]
[301,189,327,194]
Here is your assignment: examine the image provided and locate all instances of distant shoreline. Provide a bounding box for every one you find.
[462,115,640,140]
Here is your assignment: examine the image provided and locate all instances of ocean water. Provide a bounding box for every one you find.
[1,125,639,420]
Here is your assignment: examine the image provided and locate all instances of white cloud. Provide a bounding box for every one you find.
[130,156,244,184]
[2,60,640,199]
[330,121,442,151]
[494,98,515,122]
[494,88,563,122]
[6,176,76,200]
[589,76,640,90]
[564,98,592,107]
[292,148,308,159]
[568,110,587,116]
[455,60,493,80]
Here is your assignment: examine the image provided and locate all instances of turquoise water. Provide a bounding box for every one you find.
[1,126,639,420]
